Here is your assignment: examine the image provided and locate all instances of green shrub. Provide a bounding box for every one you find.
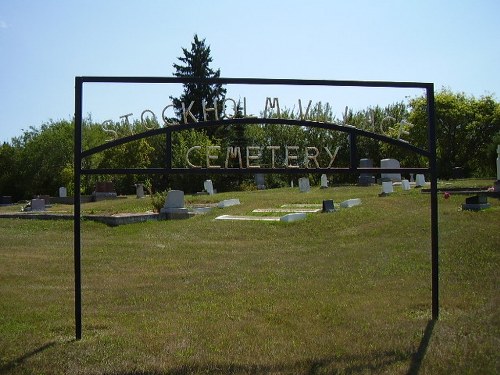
[150,190,167,212]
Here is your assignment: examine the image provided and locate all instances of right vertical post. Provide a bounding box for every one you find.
[427,84,439,320]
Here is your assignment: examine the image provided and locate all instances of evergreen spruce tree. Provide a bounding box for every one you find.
[170,34,226,137]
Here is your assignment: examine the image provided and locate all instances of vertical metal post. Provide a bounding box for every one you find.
[74,77,83,339]
[165,127,172,170]
[427,84,439,320]
[349,132,358,172]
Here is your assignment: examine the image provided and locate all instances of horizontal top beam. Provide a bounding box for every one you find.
[76,76,433,89]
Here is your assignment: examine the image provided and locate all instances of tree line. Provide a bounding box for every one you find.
[1,35,499,201]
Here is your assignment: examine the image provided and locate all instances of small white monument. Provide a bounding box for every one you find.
[382,181,394,195]
[217,198,241,208]
[415,174,426,187]
[401,179,411,191]
[320,174,328,189]
[58,187,67,198]
[280,213,306,222]
[160,190,189,219]
[204,180,214,195]
[340,198,362,208]
[135,183,145,199]
[298,177,310,193]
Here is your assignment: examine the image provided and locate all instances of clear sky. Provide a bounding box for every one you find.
[1,0,499,144]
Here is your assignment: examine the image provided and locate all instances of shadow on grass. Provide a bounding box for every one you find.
[103,322,436,374]
[101,349,416,374]
[407,319,436,375]
[0,341,57,374]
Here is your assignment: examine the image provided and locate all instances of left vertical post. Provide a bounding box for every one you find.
[74,77,83,340]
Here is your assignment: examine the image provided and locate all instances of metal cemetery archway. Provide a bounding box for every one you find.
[74,77,438,340]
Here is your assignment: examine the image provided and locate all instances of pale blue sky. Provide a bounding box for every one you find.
[1,0,499,143]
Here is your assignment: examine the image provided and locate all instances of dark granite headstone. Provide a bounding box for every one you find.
[0,196,12,205]
[462,194,490,211]
[255,174,266,190]
[358,158,375,186]
[322,200,335,213]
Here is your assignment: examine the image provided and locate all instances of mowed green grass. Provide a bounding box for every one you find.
[0,181,498,374]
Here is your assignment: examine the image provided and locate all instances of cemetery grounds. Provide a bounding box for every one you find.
[0,180,498,374]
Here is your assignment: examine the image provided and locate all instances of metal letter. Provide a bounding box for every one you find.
[324,146,341,168]
[182,101,198,123]
[264,97,280,118]
[206,146,221,168]
[298,99,312,120]
[267,146,280,168]
[225,146,243,168]
[141,110,157,130]
[202,100,219,121]
[246,146,261,168]
[161,104,179,126]
[305,146,320,168]
[102,120,118,142]
[285,146,299,168]
[186,146,202,168]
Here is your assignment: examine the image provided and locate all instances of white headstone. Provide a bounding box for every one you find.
[382,181,394,194]
[320,174,328,189]
[401,179,411,191]
[415,174,426,187]
[280,212,306,222]
[340,198,362,208]
[380,158,402,182]
[58,187,67,198]
[298,177,310,192]
[164,190,184,209]
[204,180,214,195]
[161,190,189,218]
[217,198,240,208]
[135,183,144,199]
[31,198,46,211]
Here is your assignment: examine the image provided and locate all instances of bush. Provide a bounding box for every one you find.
[150,191,167,212]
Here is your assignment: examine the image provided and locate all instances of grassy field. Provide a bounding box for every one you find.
[0,180,498,374]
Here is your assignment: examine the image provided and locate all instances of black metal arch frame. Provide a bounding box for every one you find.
[74,77,438,340]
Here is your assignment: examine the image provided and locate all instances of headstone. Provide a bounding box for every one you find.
[358,158,375,186]
[452,167,464,179]
[380,158,402,182]
[0,196,12,205]
[401,179,411,191]
[164,190,184,209]
[160,190,189,219]
[381,181,394,195]
[415,174,426,187]
[320,174,328,189]
[322,200,335,212]
[31,198,46,211]
[462,194,491,211]
[135,183,145,199]
[217,198,241,208]
[340,198,361,208]
[280,213,307,222]
[59,187,67,198]
[204,179,214,195]
[94,181,117,200]
[298,177,310,193]
[255,174,266,190]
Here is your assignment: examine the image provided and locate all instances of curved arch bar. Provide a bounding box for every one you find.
[82,118,429,158]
